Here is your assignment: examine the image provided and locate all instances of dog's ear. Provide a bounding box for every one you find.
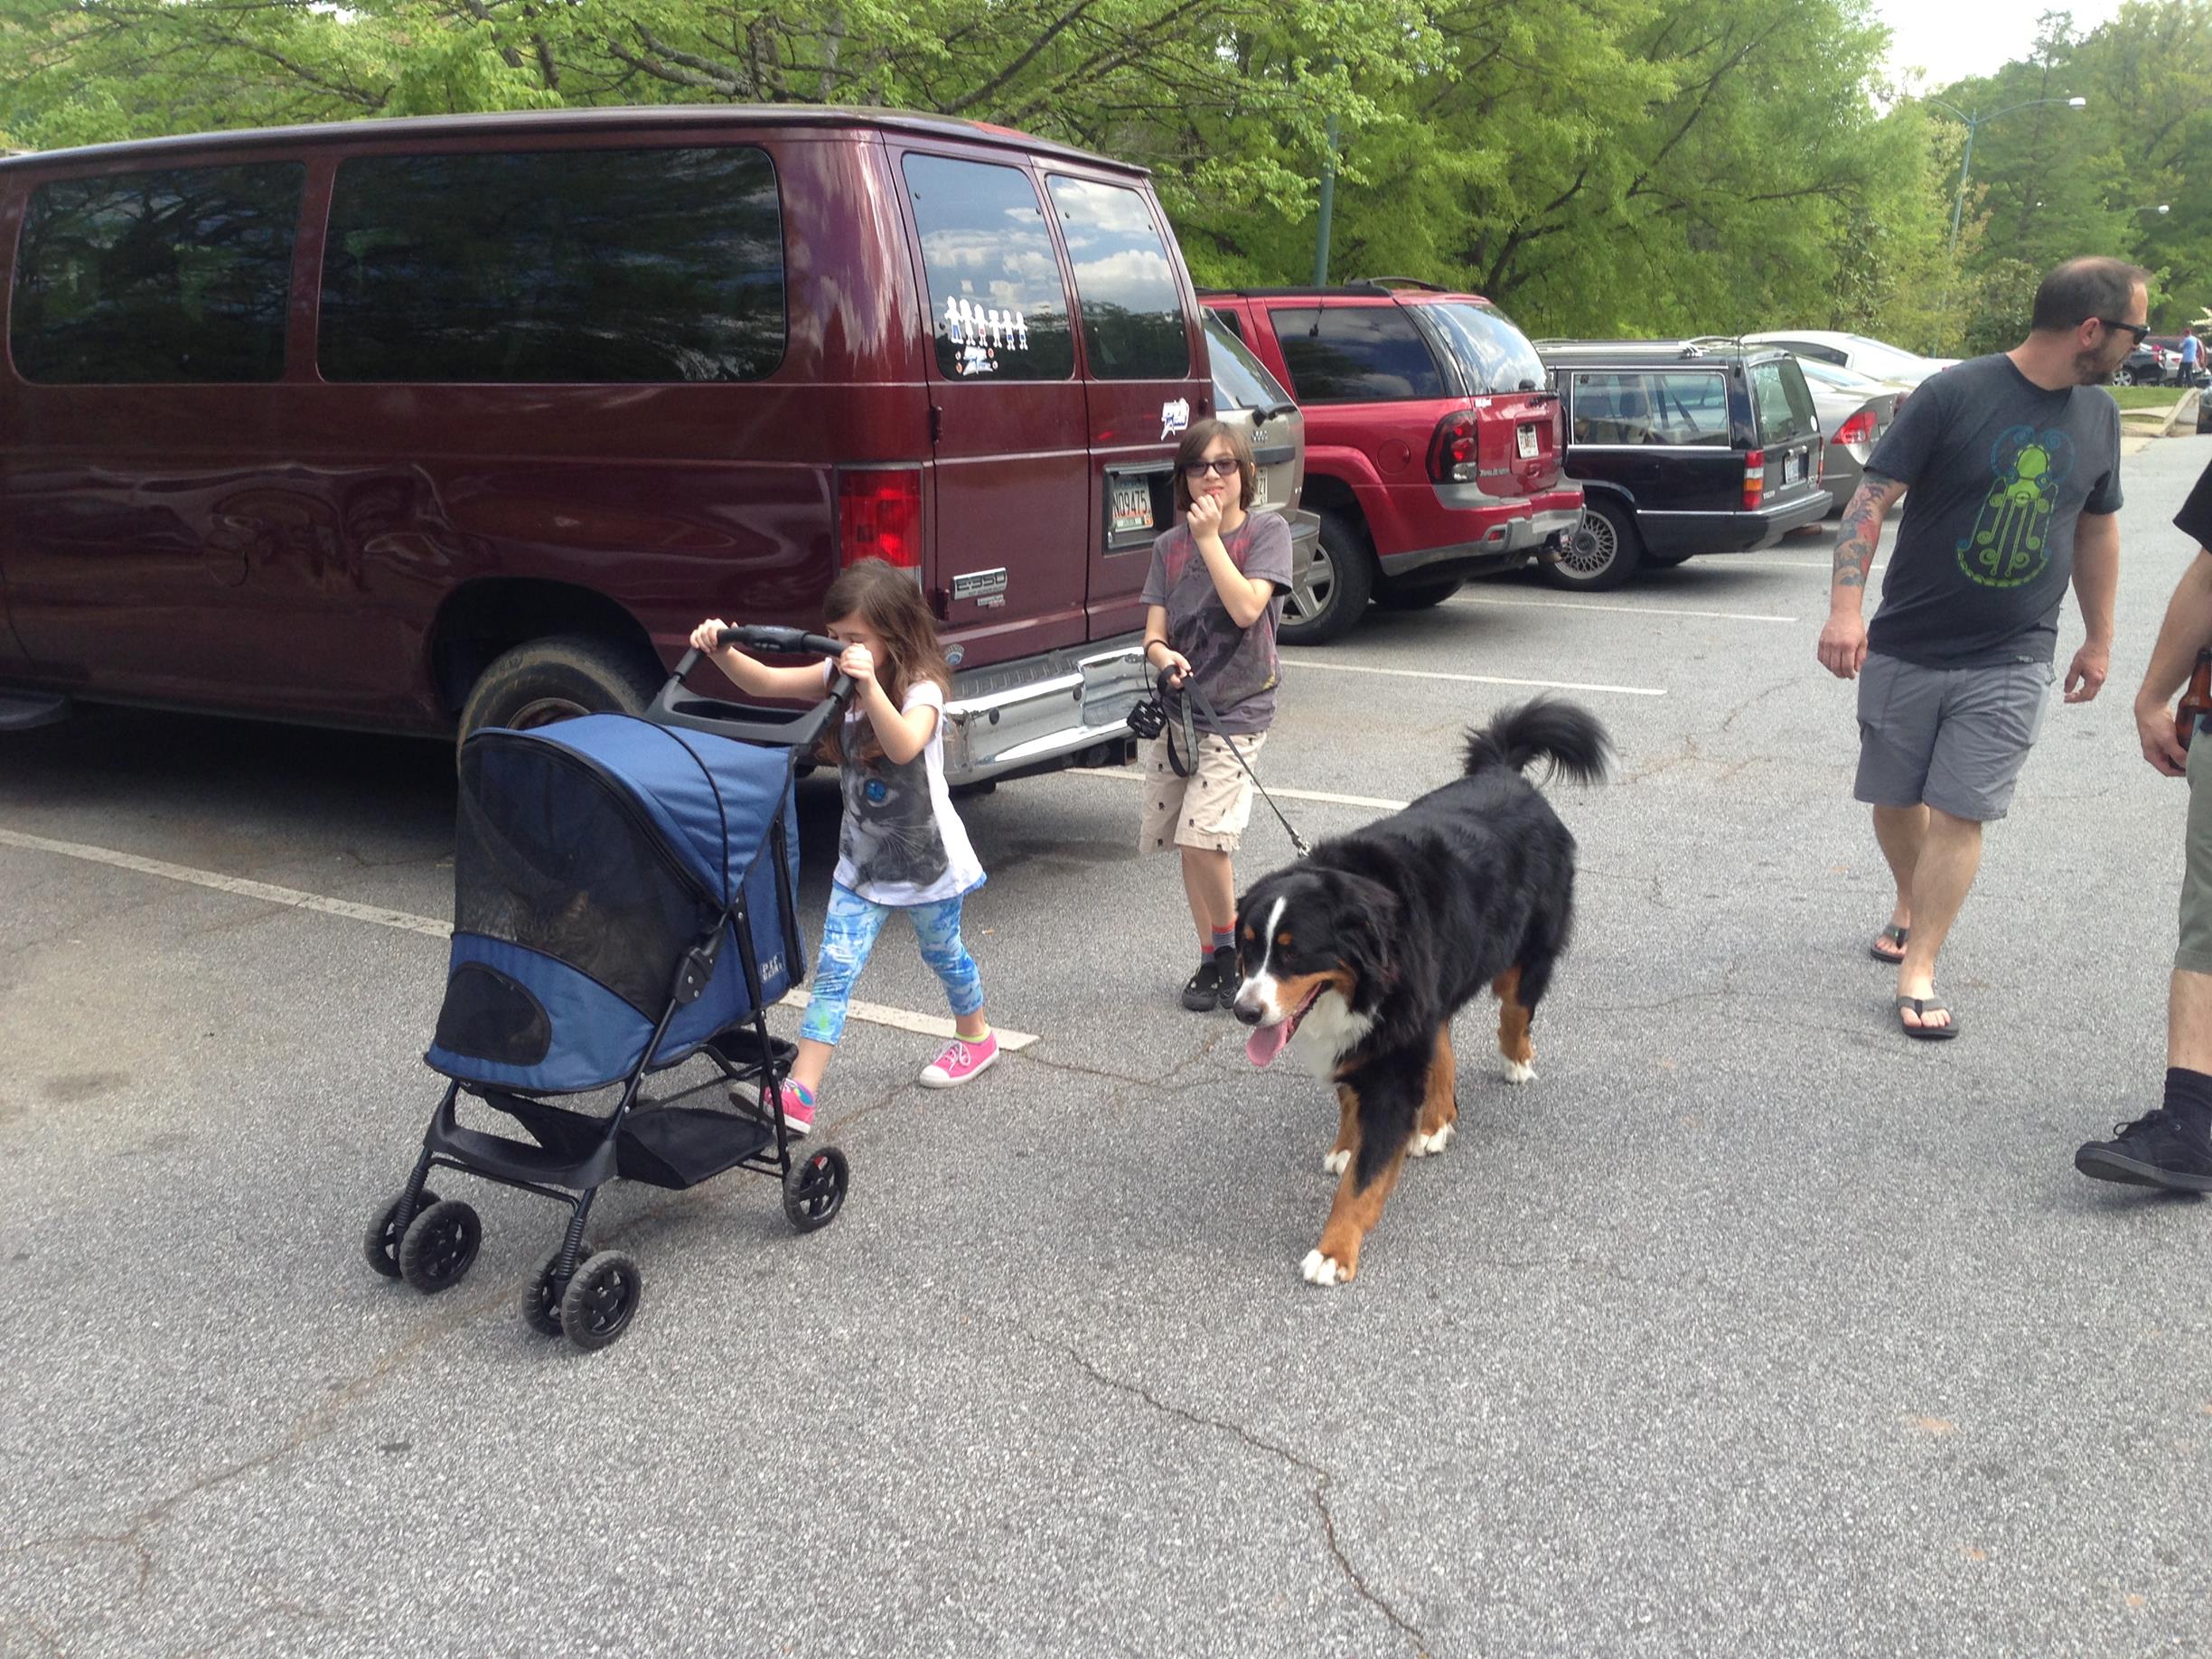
[1333,874,1403,998]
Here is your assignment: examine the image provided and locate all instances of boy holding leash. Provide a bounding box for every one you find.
[1139,419,1295,1012]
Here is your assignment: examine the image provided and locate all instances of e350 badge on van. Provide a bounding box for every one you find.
[1160,398,1191,439]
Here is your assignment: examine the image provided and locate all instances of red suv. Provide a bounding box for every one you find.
[1201,280,1579,643]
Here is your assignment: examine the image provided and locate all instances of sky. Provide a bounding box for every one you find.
[1874,0,2124,88]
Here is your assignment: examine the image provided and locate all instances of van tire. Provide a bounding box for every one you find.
[1543,499,1642,592]
[1282,511,1375,645]
[458,633,666,745]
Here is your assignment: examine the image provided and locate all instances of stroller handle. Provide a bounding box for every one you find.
[651,628,859,748]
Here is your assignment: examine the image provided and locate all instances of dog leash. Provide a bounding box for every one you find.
[1130,667,1311,858]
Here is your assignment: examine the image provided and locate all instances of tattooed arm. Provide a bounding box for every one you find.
[1815,472,1908,680]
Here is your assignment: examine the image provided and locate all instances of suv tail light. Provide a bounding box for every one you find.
[838,468,923,571]
[1428,410,1480,483]
[1835,409,1878,448]
[1742,448,1766,510]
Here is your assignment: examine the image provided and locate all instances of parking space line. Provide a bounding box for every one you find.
[1066,767,1408,811]
[1456,595,1795,623]
[1278,657,1665,697]
[0,826,1038,1051]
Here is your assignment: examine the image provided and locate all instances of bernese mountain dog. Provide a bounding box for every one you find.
[1232,698,1613,1287]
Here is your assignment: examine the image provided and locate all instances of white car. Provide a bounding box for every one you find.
[1742,330,1956,389]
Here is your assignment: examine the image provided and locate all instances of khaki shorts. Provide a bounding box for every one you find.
[2179,730,2212,975]
[1139,731,1267,854]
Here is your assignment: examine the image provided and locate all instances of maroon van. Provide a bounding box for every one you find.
[0,107,1212,782]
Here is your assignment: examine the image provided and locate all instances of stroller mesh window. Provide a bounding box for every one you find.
[455,742,716,1015]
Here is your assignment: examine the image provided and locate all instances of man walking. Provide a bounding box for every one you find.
[2180,327,2201,386]
[2074,456,2212,1190]
[1816,257,2142,1037]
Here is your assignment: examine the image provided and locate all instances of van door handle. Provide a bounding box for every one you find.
[929,405,942,443]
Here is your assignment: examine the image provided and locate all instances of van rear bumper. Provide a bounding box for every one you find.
[942,635,1148,787]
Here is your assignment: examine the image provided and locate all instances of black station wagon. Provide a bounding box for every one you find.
[1533,339,1829,590]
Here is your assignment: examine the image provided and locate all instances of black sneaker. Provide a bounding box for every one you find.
[1211,944,1238,1009]
[1181,953,1223,1012]
[2074,1108,2212,1192]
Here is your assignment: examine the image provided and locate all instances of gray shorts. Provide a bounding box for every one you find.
[1853,652,2054,821]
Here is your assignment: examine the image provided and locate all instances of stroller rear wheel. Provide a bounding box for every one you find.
[523,1245,587,1336]
[362,1187,441,1279]
[398,1199,482,1293]
[783,1146,849,1233]
[559,1251,642,1351]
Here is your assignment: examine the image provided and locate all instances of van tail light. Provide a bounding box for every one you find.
[1742,448,1766,510]
[1428,410,1480,483]
[838,468,923,571]
[1835,410,1878,448]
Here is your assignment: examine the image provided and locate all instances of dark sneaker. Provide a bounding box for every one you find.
[2075,1108,2212,1192]
[1180,954,1223,1012]
[1211,944,1238,1010]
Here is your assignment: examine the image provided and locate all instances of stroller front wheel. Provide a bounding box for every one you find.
[522,1245,588,1336]
[783,1146,850,1233]
[362,1187,440,1279]
[559,1251,642,1351]
[398,1199,482,1293]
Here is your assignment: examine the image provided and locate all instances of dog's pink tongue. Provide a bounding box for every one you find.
[1247,1017,1293,1069]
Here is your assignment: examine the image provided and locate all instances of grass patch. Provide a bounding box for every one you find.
[2108,385,2189,410]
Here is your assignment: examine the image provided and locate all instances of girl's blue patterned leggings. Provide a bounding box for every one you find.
[799,884,986,1046]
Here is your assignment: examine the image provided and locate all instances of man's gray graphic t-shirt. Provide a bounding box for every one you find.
[1139,511,1295,735]
[1862,353,2122,670]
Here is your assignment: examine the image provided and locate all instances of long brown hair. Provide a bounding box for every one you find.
[1172,417,1258,513]
[820,558,952,764]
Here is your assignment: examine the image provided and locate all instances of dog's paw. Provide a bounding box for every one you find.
[1410,1121,1455,1158]
[1504,1058,1537,1085]
[1300,1249,1350,1288]
[1323,1148,1351,1176]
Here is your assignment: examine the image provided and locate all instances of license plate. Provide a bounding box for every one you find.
[1784,451,1804,485]
[1516,423,1539,459]
[1111,479,1153,534]
[1250,473,1268,510]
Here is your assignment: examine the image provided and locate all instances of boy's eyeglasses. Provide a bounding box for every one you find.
[2098,318,2151,344]
[1182,458,1242,478]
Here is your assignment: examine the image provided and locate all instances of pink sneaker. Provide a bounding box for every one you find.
[731,1078,815,1136]
[918,1032,998,1090]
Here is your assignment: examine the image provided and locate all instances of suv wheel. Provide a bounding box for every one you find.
[458,633,665,745]
[1544,500,1643,593]
[2114,366,2136,387]
[1282,511,1376,646]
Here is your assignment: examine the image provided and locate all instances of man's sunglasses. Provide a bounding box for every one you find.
[1182,458,1242,478]
[2098,318,2151,344]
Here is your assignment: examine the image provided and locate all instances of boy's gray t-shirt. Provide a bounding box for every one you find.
[1140,511,1295,735]
[1862,352,2122,670]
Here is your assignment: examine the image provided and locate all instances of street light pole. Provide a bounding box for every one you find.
[1931,95,2087,260]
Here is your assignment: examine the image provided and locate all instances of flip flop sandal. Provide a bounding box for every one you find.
[1870,923,1909,963]
[1896,995,1958,1041]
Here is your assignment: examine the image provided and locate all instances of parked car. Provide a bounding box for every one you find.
[1200,279,1579,643]
[1202,310,1322,621]
[2148,335,2203,386]
[1534,339,1829,589]
[1788,357,1904,515]
[2115,341,2171,386]
[1741,330,1956,389]
[0,107,1212,781]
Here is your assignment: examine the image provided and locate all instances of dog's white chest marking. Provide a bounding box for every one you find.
[1290,989,1373,1079]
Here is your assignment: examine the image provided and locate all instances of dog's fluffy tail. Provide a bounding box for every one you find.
[1462,697,1614,787]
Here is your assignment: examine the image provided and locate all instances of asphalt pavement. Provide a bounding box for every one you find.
[5,438,2211,1657]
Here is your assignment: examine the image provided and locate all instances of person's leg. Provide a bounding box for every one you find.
[1852,654,1938,961]
[1892,808,1983,1031]
[909,895,989,1040]
[2171,968,2212,1072]
[1870,803,1927,951]
[790,885,892,1096]
[1180,845,1236,948]
[1175,732,1265,1010]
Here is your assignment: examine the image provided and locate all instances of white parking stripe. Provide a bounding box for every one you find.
[1456,595,1796,623]
[1279,656,1666,697]
[1065,767,1408,811]
[0,826,1038,1050]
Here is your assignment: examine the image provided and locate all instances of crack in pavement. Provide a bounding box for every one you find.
[1056,1341,1433,1658]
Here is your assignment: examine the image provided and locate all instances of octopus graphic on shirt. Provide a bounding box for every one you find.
[1956,426,2076,589]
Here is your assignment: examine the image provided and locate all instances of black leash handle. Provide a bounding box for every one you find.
[1149,668,1311,859]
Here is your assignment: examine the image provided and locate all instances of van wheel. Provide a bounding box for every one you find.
[458,634,664,745]
[1374,575,1462,611]
[1543,500,1642,592]
[1281,512,1375,645]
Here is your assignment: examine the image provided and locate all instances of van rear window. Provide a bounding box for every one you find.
[317,146,784,383]
[903,155,1075,381]
[10,164,303,384]
[1046,176,1189,380]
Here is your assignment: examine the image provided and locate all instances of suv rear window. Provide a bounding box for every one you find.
[1425,302,1545,395]
[1205,314,1292,412]
[318,146,785,383]
[904,155,1076,381]
[1750,358,1819,445]
[1269,305,1444,402]
[1047,176,1188,380]
[11,163,303,384]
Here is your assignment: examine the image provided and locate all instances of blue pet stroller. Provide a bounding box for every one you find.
[363,627,857,1351]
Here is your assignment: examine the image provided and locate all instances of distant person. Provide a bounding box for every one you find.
[2182,328,2202,385]
[1816,256,2142,1038]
